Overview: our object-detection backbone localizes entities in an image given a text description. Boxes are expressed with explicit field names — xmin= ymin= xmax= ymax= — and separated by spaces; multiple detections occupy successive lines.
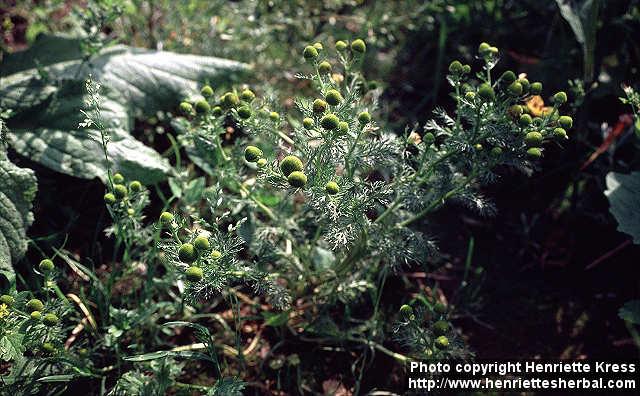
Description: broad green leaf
xmin=1 ymin=34 xmax=247 ymax=183
xmin=0 ymin=332 xmax=25 ymax=362
xmin=0 ymin=150 xmax=37 ymax=285
xmin=605 ymin=172 xmax=640 ymax=244
xmin=618 ymin=300 xmax=640 ymax=324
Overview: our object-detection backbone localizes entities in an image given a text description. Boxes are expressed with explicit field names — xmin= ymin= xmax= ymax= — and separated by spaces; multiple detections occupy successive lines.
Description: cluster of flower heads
xmin=178 ymin=83 xmax=280 ymax=124
xmin=1 ymin=258 xmax=64 ymax=355
xmin=103 ymin=172 xmax=145 ymax=214
xmin=395 ymin=300 xmax=467 ymax=359
xmin=447 ymin=42 xmax=573 ymax=159
xmin=241 ymin=38 xmax=370 ymax=194
xmin=157 ymin=211 xmax=222 ymax=284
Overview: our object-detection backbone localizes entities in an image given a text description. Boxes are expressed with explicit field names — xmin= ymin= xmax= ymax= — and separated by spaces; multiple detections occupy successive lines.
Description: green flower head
xmin=159 ymin=211 xmax=174 ymax=226
xmin=178 ymin=243 xmax=197 ymax=263
xmin=200 ymin=85 xmax=214 ymax=98
xmin=39 ymin=259 xmax=54 ymax=273
xmin=193 ymin=235 xmax=210 ymax=252
xmin=325 ymin=89 xmax=343 ymax=106
xmin=357 ymin=111 xmax=371 ymax=125
xmin=320 ymin=113 xmax=340 ymax=130
xmin=287 ymin=171 xmax=307 ymax=188
xmin=26 ymin=298 xmax=44 ymax=312
xmin=185 ymin=266 xmax=203 ymax=282
xmin=313 ymin=99 xmax=328 ymax=114
xmin=43 ymin=313 xmax=59 ymax=327
xmin=303 ymin=45 xmax=318 ymax=60
xmin=244 ymin=146 xmax=263 ymax=163
xmin=350 ymin=39 xmax=366 ymax=53
xmin=280 ymin=155 xmax=304 ymax=176
xmin=524 ymin=131 xmax=543 ymax=147
xmin=129 ymin=180 xmax=142 ymax=193
xmin=325 ymin=181 xmax=340 ymax=195
xmin=113 ymin=184 xmax=127 ymax=200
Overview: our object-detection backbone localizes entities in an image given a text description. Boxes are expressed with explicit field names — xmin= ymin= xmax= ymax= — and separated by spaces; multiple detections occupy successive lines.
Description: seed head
xmin=42 ymin=342 xmax=56 ymax=353
xmin=335 ymin=40 xmax=348 ymax=51
xmin=433 ymin=320 xmax=449 ymax=336
xmin=104 ymin=193 xmax=116 ymax=205
xmin=222 ymin=92 xmax=240 ymax=108
xmin=553 ymin=127 xmax=568 ymax=139
xmin=526 ymin=147 xmax=542 ymax=158
xmin=508 ymin=104 xmax=523 ymax=119
xmin=448 ymin=60 xmax=464 ymax=75
xmin=507 ymin=81 xmax=523 ymax=96
xmin=338 ymin=121 xmax=349 ymax=134
xmin=211 ymin=250 xmax=222 ymax=260
xmin=478 ymin=42 xmax=491 ymax=55
xmin=0 ymin=295 xmax=14 ymax=306
xmin=399 ymin=304 xmax=414 ymax=321
xmin=500 ymin=70 xmax=516 ymax=84
xmin=269 ymin=111 xmax=280 ymax=122
xmin=518 ymin=114 xmax=533 ymax=127
xmin=435 ymin=335 xmax=449 ymax=349
xmin=31 ymin=311 xmax=42 ymax=320
xmin=530 ymin=82 xmax=542 ymax=95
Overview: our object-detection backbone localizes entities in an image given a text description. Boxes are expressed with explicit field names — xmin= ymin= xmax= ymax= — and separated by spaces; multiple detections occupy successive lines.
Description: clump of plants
xmin=0 ymin=38 xmax=571 ymax=393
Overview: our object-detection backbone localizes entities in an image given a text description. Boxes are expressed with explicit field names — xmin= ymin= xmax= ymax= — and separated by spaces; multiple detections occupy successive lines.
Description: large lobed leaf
xmin=605 ymin=172 xmax=640 ymax=244
xmin=1 ymin=35 xmax=248 ymax=184
xmin=0 ymin=150 xmax=38 ymax=285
